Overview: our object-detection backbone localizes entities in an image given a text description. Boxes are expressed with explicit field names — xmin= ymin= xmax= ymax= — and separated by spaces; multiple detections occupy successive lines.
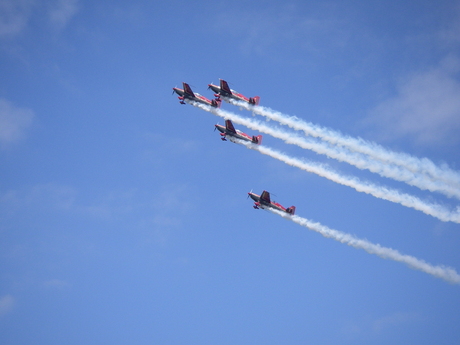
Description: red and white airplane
xmin=248 ymin=190 xmax=296 ymax=215
xmin=208 ymin=79 xmax=260 ymax=105
xmin=173 ymin=82 xmax=221 ymax=108
xmin=215 ymin=119 xmax=262 ymax=144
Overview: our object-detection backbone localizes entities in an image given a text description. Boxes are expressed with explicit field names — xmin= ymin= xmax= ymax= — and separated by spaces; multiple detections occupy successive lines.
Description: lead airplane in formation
xmin=215 ymin=119 xmax=262 ymax=145
xmin=208 ymin=79 xmax=260 ymax=106
xmin=173 ymin=82 xmax=221 ymax=108
xmin=248 ymin=190 xmax=296 ymax=215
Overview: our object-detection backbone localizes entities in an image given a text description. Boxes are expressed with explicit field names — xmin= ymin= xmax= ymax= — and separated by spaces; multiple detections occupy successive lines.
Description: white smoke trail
xmin=267 ymin=208 xmax=460 ymax=284
xmin=227 ymin=98 xmax=460 ymax=199
xmin=246 ymin=143 xmax=460 ymax=224
xmin=189 ymin=101 xmax=460 ymax=223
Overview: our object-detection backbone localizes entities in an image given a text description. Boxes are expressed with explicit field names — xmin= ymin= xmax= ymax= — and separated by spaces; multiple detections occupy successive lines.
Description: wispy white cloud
xmin=372 ymin=311 xmax=420 ymax=333
xmin=341 ymin=311 xmax=421 ymax=337
xmin=438 ymin=4 xmax=460 ymax=46
xmin=43 ymin=279 xmax=70 ymax=289
xmin=0 ymin=294 xmax=14 ymax=316
xmin=0 ymin=183 xmax=129 ymax=219
xmin=368 ymin=56 xmax=460 ymax=146
xmin=0 ymin=98 xmax=34 ymax=148
xmin=109 ymin=3 xmax=146 ymax=27
xmin=0 ymin=0 xmax=34 ymax=38
xmin=151 ymin=184 xmax=198 ymax=226
xmin=216 ymin=4 xmax=351 ymax=58
xmin=27 ymin=183 xmax=77 ymax=210
xmin=0 ymin=0 xmax=79 ymax=39
xmin=0 ymin=182 xmax=199 ymax=235
xmin=48 ymin=0 xmax=79 ymax=31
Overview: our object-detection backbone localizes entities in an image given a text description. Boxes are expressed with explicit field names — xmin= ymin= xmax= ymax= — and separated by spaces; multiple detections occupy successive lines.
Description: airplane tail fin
xmin=183 ymin=82 xmax=194 ymax=96
xmin=212 ymin=98 xmax=222 ymax=108
xmin=252 ymin=135 xmax=263 ymax=145
xmin=250 ymin=96 xmax=260 ymax=105
xmin=286 ymin=206 xmax=296 ymax=215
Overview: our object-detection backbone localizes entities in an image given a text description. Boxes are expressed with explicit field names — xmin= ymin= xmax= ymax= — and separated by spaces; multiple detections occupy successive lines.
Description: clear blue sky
xmin=1 ymin=1 xmax=460 ymax=344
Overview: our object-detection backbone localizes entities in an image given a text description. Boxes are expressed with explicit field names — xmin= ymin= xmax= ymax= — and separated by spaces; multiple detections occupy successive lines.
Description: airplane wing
xmin=260 ymin=190 xmax=271 ymax=203
xmin=220 ymin=79 xmax=232 ymax=94
xmin=225 ymin=119 xmax=237 ymax=134
xmin=183 ymin=82 xmax=195 ymax=97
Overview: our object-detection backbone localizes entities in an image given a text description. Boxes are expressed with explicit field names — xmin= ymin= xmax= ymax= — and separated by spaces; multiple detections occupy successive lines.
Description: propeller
xmin=214 ymin=122 xmax=219 ymax=132
xmin=247 ymin=189 xmax=253 ymax=199
xmin=172 ymin=85 xmax=179 ymax=95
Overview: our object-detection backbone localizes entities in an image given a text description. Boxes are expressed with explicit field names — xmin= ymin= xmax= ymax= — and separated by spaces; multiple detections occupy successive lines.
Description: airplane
xmin=173 ymin=82 xmax=221 ymax=108
xmin=248 ymin=190 xmax=296 ymax=215
xmin=215 ymin=119 xmax=262 ymax=144
xmin=208 ymin=79 xmax=260 ymax=105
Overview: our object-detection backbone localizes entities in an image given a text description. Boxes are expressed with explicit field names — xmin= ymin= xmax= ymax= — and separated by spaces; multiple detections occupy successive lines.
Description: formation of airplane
xmin=173 ymin=82 xmax=221 ymax=108
xmin=208 ymin=79 xmax=260 ymax=106
xmin=215 ymin=119 xmax=262 ymax=145
xmin=172 ymin=80 xmax=296 ymax=216
xmin=248 ymin=190 xmax=296 ymax=215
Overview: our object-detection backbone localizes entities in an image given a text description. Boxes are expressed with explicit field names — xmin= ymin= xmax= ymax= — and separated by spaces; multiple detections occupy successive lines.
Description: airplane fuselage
xmin=208 ymin=84 xmax=249 ymax=103
xmin=215 ymin=124 xmax=253 ymax=143
xmin=248 ymin=192 xmax=287 ymax=213
xmin=173 ymin=87 xmax=213 ymax=106
xmin=173 ymin=82 xmax=221 ymax=107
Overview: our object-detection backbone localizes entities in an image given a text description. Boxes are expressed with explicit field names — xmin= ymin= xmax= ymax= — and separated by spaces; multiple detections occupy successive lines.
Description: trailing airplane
xmin=173 ymin=82 xmax=221 ymax=108
xmin=208 ymin=79 xmax=260 ymax=105
xmin=215 ymin=119 xmax=262 ymax=144
xmin=248 ymin=190 xmax=296 ymax=215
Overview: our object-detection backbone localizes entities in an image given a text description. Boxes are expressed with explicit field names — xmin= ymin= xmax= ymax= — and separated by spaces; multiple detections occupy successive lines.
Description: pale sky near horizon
xmin=1 ymin=1 xmax=460 ymax=344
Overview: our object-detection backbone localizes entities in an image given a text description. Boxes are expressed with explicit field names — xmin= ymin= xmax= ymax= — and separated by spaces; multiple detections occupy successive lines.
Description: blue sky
xmin=1 ymin=0 xmax=460 ymax=344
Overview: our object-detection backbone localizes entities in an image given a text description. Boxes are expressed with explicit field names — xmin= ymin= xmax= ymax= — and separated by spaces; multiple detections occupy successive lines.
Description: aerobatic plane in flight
xmin=215 ymin=119 xmax=262 ymax=144
xmin=248 ymin=190 xmax=296 ymax=215
xmin=208 ymin=79 xmax=260 ymax=105
xmin=173 ymin=82 xmax=221 ymax=108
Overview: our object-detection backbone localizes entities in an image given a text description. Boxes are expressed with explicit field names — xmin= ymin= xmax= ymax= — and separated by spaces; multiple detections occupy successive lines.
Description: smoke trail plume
xmin=227 ymin=98 xmax=460 ymax=199
xmin=246 ymin=143 xmax=460 ymax=224
xmin=189 ymin=101 xmax=460 ymax=223
xmin=268 ymin=208 xmax=460 ymax=284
